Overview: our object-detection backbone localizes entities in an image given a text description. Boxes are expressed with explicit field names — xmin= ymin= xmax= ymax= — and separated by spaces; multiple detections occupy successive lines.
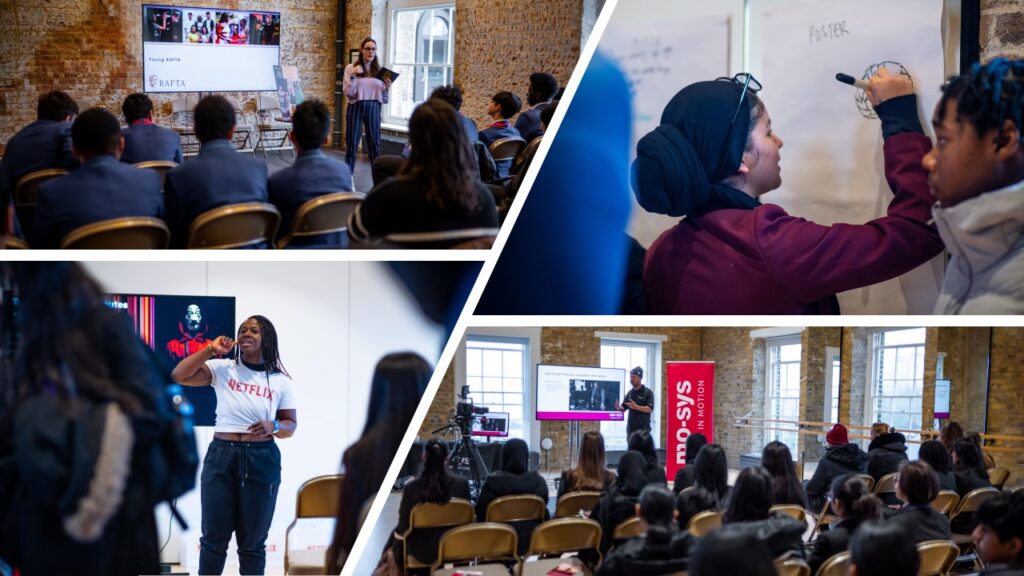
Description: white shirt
xmin=205 ymin=358 xmax=297 ymax=433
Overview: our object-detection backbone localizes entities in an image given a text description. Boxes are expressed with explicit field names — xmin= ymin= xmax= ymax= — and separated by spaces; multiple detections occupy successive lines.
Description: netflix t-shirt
xmin=206 ymin=358 xmax=296 ymax=433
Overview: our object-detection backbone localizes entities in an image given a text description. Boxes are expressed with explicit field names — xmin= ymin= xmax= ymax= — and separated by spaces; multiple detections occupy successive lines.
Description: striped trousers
xmin=345 ymin=100 xmax=383 ymax=172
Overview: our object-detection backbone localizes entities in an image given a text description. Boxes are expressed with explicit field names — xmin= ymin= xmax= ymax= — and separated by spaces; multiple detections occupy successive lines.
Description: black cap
xmin=630 ymin=366 xmax=643 ymax=378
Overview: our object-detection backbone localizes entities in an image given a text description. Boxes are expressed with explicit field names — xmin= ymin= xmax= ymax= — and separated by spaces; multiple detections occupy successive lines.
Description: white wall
xmin=82 ymin=261 xmax=446 ymax=571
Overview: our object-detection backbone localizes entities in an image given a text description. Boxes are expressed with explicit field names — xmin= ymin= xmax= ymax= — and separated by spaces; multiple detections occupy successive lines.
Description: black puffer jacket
xmin=722 ymin=513 xmax=807 ymax=559
xmin=867 ymin=433 xmax=908 ymax=482
xmin=594 ymin=529 xmax=694 ymax=576
xmin=805 ymin=443 xmax=866 ymax=511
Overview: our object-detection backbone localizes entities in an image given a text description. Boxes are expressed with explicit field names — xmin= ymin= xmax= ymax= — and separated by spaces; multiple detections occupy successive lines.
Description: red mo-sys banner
xmin=666 ymin=361 xmax=715 ymax=482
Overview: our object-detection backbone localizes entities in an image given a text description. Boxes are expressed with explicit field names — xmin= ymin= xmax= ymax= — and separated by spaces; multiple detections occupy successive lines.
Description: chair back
xmin=276 ymin=192 xmax=363 ymax=248
xmin=774 ymin=558 xmax=811 ymax=576
xmin=554 ymin=491 xmax=602 ymax=518
xmin=186 ymin=202 xmax=280 ymax=249
xmin=60 ymin=217 xmax=170 ymax=249
xmin=526 ymin=518 xmax=602 ymax=563
xmin=770 ymin=504 xmax=806 ymax=523
xmin=916 ymin=540 xmax=958 ymax=576
xmin=408 ymin=498 xmax=475 ymax=531
xmin=855 ymin=474 xmax=876 ymax=492
xmin=686 ymin=510 xmax=722 ymax=537
xmin=612 ymin=516 xmax=644 ymax=540
xmin=4 ymin=236 xmax=30 ymax=249
xmin=384 ymin=227 xmax=500 ymax=247
xmin=133 ymin=160 xmax=178 ymax=190
xmin=874 ymin=472 xmax=899 ymax=494
xmin=513 ymin=135 xmax=543 ymax=173
xmin=258 ymin=92 xmax=282 ymax=113
xmin=432 ymin=522 xmax=518 ymax=573
xmin=295 ymin=475 xmax=343 ymax=519
xmin=816 ymin=551 xmax=851 ymax=576
xmin=488 ymin=137 xmax=527 ymax=162
xmin=486 ymin=494 xmax=546 ymax=523
xmin=950 ymin=487 xmax=1000 ymax=522
xmin=14 ymin=168 xmax=67 ymax=205
xmin=931 ymin=491 xmax=960 ymax=516
xmin=988 ymin=467 xmax=1010 ymax=490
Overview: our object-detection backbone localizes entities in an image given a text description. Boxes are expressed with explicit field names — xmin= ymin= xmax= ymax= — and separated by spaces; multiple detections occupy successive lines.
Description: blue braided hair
xmin=938 ymin=58 xmax=1024 ymax=150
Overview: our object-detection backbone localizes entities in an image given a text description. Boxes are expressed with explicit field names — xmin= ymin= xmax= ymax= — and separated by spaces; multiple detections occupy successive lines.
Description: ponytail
xmin=421 ymin=439 xmax=452 ymax=503
xmin=831 ymin=474 xmax=881 ymax=521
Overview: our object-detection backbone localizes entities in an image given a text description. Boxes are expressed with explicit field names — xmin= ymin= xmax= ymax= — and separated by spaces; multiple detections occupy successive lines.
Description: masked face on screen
xmin=185 ymin=304 xmax=203 ymax=332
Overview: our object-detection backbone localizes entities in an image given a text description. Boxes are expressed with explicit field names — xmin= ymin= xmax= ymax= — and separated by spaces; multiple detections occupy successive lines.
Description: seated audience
xmin=688 ymin=524 xmax=775 ymax=576
xmin=804 ymin=474 xmax=881 ymax=575
xmin=515 ymin=72 xmax=558 ymax=142
xmin=849 ymin=520 xmax=920 ymax=576
xmin=327 ymin=352 xmax=432 ymax=572
xmin=720 ymin=467 xmax=805 ymax=559
xmin=925 ymin=58 xmax=1024 ymax=314
xmin=557 ymin=430 xmax=616 ymax=499
xmin=973 ymin=491 xmax=1024 ymax=575
xmin=806 ymin=423 xmax=866 ymax=511
xmin=1 ymin=90 xmax=79 ymax=192
xmin=540 ymin=99 xmax=559 ymax=132
xmin=761 ymin=440 xmax=807 ymax=508
xmin=867 ymin=422 xmax=908 ymax=484
xmin=595 ymin=485 xmax=694 ymax=576
xmin=592 ymin=451 xmax=648 ymax=553
xmin=388 ymin=439 xmax=470 ymax=570
xmin=672 ymin=433 xmax=707 ymax=494
xmin=479 ymin=91 xmax=522 ymax=178
xmin=967 ymin=431 xmax=998 ymax=469
xmin=348 ymin=99 xmax=498 ymax=248
xmin=119 ymin=92 xmax=183 ymax=165
xmin=629 ymin=430 xmax=667 ymax=485
xmin=164 ymin=95 xmax=268 ymax=247
xmin=268 ymin=99 xmax=354 ymax=248
xmin=919 ymin=439 xmax=957 ymax=492
xmin=430 ymin=85 xmax=477 ymax=143
xmin=675 ymin=443 xmax=729 ymax=529
xmin=474 ymin=438 xmax=549 ymax=556
xmin=939 ymin=421 xmax=965 ymax=454
xmin=32 ymin=108 xmax=163 ymax=249
xmin=953 ymin=438 xmax=993 ymax=497
xmin=886 ymin=460 xmax=952 ymax=543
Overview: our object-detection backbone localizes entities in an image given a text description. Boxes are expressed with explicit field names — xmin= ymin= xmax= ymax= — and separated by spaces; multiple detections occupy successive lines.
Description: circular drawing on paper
xmin=855 ymin=60 xmax=914 ymax=119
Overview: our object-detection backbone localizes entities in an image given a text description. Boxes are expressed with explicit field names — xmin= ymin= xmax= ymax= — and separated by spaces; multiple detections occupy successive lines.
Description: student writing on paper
xmin=634 ymin=69 xmax=943 ymax=314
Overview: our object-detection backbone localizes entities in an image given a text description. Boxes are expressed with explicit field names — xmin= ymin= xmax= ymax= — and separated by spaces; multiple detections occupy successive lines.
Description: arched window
xmin=384 ymin=2 xmax=455 ymax=125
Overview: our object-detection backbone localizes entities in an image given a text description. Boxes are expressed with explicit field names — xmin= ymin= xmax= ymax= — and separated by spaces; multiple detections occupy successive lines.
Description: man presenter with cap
xmin=616 ymin=366 xmax=654 ymax=436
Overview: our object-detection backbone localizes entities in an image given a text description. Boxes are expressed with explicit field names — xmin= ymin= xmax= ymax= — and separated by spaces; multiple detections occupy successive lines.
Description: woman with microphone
xmin=344 ymin=37 xmax=392 ymax=173
xmin=171 ymin=315 xmax=297 ymax=576
xmin=634 ymin=68 xmax=943 ymax=314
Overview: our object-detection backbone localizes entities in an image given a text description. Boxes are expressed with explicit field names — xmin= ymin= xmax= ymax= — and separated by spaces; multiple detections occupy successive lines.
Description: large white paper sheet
xmin=599 ymin=2 xmax=737 ymax=248
xmin=754 ymin=0 xmax=945 ymax=314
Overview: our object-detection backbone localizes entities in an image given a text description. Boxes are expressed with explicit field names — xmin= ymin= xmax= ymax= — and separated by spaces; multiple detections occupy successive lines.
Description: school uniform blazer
xmin=514 ymin=103 xmax=548 ymax=142
xmin=32 ymin=155 xmax=163 ymax=248
xmin=164 ymin=139 xmax=268 ymax=247
xmin=479 ymin=122 xmax=521 ymax=147
xmin=268 ymin=148 xmax=353 ymax=248
xmin=458 ymin=113 xmax=479 ymax=144
xmin=643 ymin=130 xmax=945 ymax=314
xmin=1 ymin=119 xmax=78 ymax=190
xmin=120 ymin=122 xmax=184 ymax=165
xmin=887 ymin=505 xmax=952 ymax=544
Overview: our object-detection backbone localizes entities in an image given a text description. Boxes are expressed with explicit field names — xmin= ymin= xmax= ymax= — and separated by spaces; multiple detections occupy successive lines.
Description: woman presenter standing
xmin=343 ymin=37 xmax=392 ymax=173
xmin=171 ymin=315 xmax=297 ymax=576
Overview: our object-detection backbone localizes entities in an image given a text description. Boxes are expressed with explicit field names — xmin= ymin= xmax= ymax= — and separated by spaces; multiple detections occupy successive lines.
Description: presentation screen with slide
xmin=536 ymin=364 xmax=626 ymax=421
xmin=103 ymin=293 xmax=236 ymax=426
xmin=471 ymin=412 xmax=510 ymax=437
xmin=142 ymin=4 xmax=281 ymax=93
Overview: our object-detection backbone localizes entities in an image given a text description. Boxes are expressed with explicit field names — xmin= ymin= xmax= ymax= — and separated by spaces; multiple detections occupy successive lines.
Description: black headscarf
xmin=632 ymin=80 xmax=762 ymax=217
xmin=616 ymin=450 xmax=651 ymax=497
xmin=502 ymin=438 xmax=529 ymax=475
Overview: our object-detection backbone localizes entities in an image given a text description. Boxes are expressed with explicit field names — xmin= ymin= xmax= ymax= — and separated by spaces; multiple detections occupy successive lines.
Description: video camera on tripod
xmin=453 ymin=384 xmax=489 ymax=435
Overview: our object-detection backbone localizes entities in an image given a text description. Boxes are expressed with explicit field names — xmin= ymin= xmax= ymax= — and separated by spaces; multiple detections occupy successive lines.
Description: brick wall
xmin=700 ymin=328 xmax=760 ymax=469
xmin=1 ymin=0 xmax=336 ymax=143
xmin=800 ymin=328 xmax=841 ymax=461
xmin=980 ymin=328 xmax=1024 ymax=488
xmin=981 ymin=0 xmax=1024 ymax=59
xmin=418 ymin=361 xmax=455 ymax=439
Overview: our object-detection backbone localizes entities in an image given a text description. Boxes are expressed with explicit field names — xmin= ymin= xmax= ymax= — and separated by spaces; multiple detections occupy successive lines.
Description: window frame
xmin=864 ymin=328 xmax=926 ymax=459
xmin=382 ymin=0 xmax=456 ymax=129
xmin=764 ymin=335 xmax=802 ymax=453
xmin=464 ymin=335 xmax=529 ymax=443
xmin=598 ymin=338 xmax=662 ymax=451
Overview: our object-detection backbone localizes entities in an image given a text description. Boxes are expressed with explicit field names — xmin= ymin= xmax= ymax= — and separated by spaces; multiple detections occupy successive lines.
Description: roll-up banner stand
xmin=666 ymin=361 xmax=715 ymax=481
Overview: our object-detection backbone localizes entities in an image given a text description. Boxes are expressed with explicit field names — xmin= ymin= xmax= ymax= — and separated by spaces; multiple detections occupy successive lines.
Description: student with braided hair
xmin=171 ymin=315 xmax=297 ymax=576
xmin=925 ymin=58 xmax=1024 ymax=313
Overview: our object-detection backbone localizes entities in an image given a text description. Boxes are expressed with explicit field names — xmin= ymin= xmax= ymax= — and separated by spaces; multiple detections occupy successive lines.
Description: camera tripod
xmin=433 ymin=422 xmax=489 ymax=500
